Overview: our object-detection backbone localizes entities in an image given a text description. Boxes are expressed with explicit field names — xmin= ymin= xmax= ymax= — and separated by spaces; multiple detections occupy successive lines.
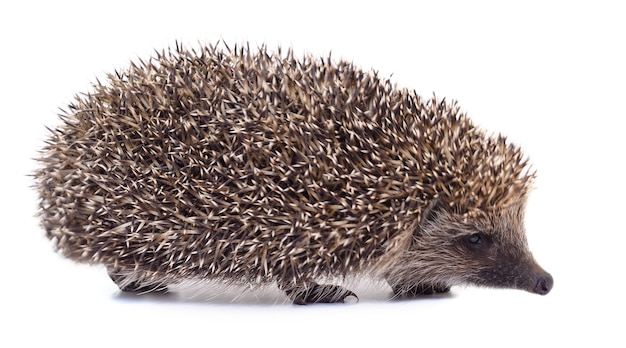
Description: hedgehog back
xmin=36 ymin=45 xmax=427 ymax=284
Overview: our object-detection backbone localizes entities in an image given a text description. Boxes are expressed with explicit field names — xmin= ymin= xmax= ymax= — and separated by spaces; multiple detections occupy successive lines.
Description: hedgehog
xmin=35 ymin=42 xmax=553 ymax=304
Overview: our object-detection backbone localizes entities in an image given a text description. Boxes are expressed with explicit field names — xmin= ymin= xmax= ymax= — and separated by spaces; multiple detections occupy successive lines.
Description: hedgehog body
xmin=35 ymin=43 xmax=552 ymax=304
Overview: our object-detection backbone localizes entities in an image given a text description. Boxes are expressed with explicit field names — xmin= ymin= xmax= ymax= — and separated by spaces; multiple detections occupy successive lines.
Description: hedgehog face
xmin=389 ymin=201 xmax=553 ymax=296
xmin=456 ymin=203 xmax=553 ymax=295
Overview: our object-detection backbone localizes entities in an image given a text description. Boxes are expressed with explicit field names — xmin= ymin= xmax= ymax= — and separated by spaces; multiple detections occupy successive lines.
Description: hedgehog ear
xmin=421 ymin=198 xmax=442 ymax=224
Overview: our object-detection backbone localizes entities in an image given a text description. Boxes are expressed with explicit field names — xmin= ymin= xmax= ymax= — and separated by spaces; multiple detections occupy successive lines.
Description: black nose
xmin=533 ymin=273 xmax=553 ymax=295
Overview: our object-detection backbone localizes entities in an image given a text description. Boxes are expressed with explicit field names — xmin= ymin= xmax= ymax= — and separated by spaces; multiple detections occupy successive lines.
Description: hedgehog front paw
xmin=392 ymin=283 xmax=450 ymax=297
xmin=282 ymin=283 xmax=358 ymax=305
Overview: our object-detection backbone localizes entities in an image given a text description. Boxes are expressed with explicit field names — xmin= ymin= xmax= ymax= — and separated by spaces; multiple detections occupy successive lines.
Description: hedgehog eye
xmin=463 ymin=233 xmax=489 ymax=251
xmin=467 ymin=234 xmax=483 ymax=245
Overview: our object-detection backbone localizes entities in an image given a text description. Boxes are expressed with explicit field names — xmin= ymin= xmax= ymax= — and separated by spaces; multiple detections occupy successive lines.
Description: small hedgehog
xmin=35 ymin=42 xmax=553 ymax=304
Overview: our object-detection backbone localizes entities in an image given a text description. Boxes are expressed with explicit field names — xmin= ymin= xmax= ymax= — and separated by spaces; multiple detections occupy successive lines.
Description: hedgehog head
xmin=379 ymin=97 xmax=550 ymax=294
xmin=385 ymin=197 xmax=552 ymax=295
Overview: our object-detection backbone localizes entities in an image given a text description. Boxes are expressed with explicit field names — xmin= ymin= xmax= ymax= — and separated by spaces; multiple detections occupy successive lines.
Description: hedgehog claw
xmin=117 ymin=281 xmax=169 ymax=294
xmin=285 ymin=284 xmax=358 ymax=305
xmin=108 ymin=270 xmax=168 ymax=294
xmin=393 ymin=283 xmax=450 ymax=297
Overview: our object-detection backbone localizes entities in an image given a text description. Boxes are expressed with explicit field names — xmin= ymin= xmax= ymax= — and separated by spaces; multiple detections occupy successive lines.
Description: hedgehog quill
xmin=35 ymin=43 xmax=552 ymax=304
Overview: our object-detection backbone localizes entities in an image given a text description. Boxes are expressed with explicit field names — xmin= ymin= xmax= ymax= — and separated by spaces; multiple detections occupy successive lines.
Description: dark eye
xmin=467 ymin=234 xmax=483 ymax=245
xmin=463 ymin=233 xmax=489 ymax=251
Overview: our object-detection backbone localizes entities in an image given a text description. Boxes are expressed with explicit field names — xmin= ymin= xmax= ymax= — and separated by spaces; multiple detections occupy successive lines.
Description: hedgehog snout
xmin=522 ymin=260 xmax=553 ymax=295
xmin=531 ymin=271 xmax=553 ymax=295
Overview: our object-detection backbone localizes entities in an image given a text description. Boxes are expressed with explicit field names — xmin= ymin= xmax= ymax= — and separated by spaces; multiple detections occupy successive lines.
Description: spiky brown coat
xmin=35 ymin=43 xmax=544 ymax=302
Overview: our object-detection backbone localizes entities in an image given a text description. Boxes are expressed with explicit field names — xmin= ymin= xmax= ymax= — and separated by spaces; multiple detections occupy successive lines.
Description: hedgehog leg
xmin=278 ymin=281 xmax=358 ymax=305
xmin=391 ymin=283 xmax=450 ymax=297
xmin=107 ymin=267 xmax=169 ymax=294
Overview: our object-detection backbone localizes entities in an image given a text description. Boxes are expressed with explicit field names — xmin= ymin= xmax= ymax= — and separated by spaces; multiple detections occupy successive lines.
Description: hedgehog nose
xmin=533 ymin=272 xmax=553 ymax=295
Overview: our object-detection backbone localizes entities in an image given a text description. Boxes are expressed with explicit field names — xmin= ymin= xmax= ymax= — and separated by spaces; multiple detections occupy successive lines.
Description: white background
xmin=1 ymin=1 xmax=624 ymax=347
